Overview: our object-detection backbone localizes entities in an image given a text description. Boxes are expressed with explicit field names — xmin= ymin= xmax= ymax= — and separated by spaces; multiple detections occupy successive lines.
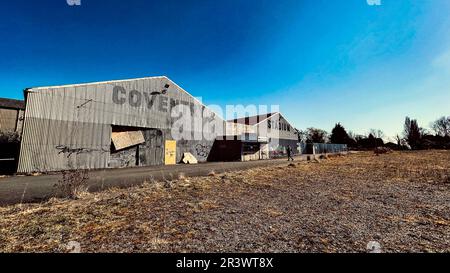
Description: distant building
xmin=0 ymin=98 xmax=25 ymax=174
xmin=229 ymin=112 xmax=299 ymax=158
xmin=0 ymin=98 xmax=25 ymax=133
xmin=209 ymin=112 xmax=299 ymax=162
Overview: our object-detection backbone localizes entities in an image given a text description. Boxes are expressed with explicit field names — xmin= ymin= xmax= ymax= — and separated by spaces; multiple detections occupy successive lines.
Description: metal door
xmin=164 ymin=140 xmax=177 ymax=165
xmin=139 ymin=129 xmax=164 ymax=166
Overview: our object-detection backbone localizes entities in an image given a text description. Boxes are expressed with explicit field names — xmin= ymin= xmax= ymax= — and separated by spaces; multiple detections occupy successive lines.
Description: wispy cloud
xmin=433 ymin=49 xmax=450 ymax=73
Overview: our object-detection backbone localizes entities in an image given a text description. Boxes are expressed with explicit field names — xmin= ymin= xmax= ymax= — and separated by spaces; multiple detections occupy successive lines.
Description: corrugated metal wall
xmin=18 ymin=76 xmax=225 ymax=173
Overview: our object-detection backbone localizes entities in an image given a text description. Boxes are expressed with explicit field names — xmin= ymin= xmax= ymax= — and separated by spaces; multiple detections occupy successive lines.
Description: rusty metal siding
xmin=18 ymin=76 xmax=225 ymax=173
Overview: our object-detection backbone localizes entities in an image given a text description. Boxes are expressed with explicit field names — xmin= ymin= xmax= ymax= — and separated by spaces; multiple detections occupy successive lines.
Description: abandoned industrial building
xmin=1 ymin=76 xmax=307 ymax=174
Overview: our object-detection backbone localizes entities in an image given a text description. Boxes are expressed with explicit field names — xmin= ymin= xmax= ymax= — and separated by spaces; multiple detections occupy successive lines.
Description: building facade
xmin=18 ymin=77 xmax=225 ymax=173
xmin=0 ymin=98 xmax=25 ymax=174
xmin=17 ymin=76 xmax=300 ymax=173
xmin=228 ymin=112 xmax=300 ymax=159
xmin=0 ymin=98 xmax=25 ymax=133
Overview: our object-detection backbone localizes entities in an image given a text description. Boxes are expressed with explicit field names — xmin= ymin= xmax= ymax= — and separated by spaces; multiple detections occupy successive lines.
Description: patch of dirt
xmin=0 ymin=151 xmax=450 ymax=253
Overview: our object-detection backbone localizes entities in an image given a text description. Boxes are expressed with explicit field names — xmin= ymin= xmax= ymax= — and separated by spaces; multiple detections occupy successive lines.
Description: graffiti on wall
xmin=56 ymin=145 xmax=108 ymax=158
xmin=195 ymin=143 xmax=211 ymax=158
xmin=268 ymin=118 xmax=292 ymax=132
xmin=112 ymin=85 xmax=203 ymax=116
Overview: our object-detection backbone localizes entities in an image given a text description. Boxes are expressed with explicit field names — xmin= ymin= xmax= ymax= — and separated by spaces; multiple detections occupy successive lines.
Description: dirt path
xmin=0 ymin=155 xmax=312 ymax=205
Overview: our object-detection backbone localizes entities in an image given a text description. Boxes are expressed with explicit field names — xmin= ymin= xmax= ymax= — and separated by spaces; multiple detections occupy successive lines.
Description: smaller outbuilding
xmin=0 ymin=98 xmax=25 ymax=133
xmin=0 ymin=98 xmax=26 ymax=174
xmin=209 ymin=112 xmax=301 ymax=162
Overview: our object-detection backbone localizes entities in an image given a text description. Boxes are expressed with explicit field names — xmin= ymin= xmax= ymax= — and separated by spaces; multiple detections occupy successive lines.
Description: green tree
xmin=330 ymin=123 xmax=351 ymax=144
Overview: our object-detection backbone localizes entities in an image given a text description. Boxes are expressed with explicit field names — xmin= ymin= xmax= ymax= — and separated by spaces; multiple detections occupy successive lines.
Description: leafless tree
xmin=431 ymin=116 xmax=450 ymax=137
xmin=294 ymin=128 xmax=307 ymax=143
xmin=369 ymin=129 xmax=385 ymax=140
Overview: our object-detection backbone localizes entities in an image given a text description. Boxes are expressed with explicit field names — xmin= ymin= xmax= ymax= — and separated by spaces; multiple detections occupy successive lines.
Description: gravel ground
xmin=1 ymin=151 xmax=449 ymax=253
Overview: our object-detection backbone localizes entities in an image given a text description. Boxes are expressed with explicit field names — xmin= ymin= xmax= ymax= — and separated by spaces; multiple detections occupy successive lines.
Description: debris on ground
xmin=182 ymin=153 xmax=198 ymax=165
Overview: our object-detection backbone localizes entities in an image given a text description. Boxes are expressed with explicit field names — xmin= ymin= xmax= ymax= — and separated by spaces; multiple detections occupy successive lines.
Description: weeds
xmin=54 ymin=170 xmax=90 ymax=200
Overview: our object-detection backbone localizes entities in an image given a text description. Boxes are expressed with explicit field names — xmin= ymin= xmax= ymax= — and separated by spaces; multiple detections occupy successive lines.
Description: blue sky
xmin=1 ymin=0 xmax=449 ymax=139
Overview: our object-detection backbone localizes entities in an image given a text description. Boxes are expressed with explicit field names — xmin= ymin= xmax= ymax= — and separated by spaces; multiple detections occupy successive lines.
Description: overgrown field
xmin=1 ymin=151 xmax=450 ymax=253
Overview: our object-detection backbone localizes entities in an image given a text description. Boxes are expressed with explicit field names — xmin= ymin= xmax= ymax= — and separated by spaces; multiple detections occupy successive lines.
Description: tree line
xmin=295 ymin=116 xmax=450 ymax=150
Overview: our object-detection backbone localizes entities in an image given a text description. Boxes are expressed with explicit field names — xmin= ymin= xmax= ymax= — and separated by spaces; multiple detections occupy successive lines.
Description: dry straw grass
xmin=1 ymin=150 xmax=450 ymax=253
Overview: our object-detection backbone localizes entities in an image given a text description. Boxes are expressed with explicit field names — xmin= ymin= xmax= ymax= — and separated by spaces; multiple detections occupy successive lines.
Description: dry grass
xmin=0 ymin=151 xmax=450 ymax=253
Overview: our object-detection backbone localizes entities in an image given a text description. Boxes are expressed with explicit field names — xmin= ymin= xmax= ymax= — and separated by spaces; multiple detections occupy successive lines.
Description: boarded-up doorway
xmin=110 ymin=126 xmax=164 ymax=168
xmin=110 ymin=126 xmax=145 ymax=168
xmin=139 ymin=129 xmax=164 ymax=166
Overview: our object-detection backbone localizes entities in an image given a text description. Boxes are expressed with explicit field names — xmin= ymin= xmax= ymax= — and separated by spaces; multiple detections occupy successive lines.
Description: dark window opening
xmin=243 ymin=143 xmax=260 ymax=155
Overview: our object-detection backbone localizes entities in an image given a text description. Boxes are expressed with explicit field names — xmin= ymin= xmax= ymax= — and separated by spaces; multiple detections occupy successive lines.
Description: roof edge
xmin=26 ymin=76 xmax=169 ymax=91
xmin=0 ymin=97 xmax=26 ymax=110
xmin=228 ymin=112 xmax=280 ymax=124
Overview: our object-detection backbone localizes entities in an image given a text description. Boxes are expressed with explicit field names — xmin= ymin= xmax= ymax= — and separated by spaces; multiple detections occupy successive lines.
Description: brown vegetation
xmin=0 ymin=151 xmax=449 ymax=253
xmin=53 ymin=170 xmax=90 ymax=200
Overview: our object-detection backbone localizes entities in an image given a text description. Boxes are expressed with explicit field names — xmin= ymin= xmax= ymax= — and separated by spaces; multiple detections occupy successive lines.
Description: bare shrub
xmin=374 ymin=147 xmax=392 ymax=156
xmin=164 ymin=181 xmax=173 ymax=189
xmin=178 ymin=173 xmax=187 ymax=180
xmin=54 ymin=170 xmax=90 ymax=200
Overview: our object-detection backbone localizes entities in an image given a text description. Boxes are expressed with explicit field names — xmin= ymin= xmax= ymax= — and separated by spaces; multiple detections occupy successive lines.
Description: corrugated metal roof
xmin=229 ymin=112 xmax=278 ymax=126
xmin=25 ymin=76 xmax=167 ymax=91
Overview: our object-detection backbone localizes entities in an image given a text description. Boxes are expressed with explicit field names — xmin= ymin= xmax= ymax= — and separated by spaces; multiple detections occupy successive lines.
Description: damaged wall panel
xmin=112 ymin=130 xmax=145 ymax=151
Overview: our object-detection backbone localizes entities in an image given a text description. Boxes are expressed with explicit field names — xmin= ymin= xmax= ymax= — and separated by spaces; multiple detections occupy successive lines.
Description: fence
xmin=299 ymin=143 xmax=348 ymax=155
